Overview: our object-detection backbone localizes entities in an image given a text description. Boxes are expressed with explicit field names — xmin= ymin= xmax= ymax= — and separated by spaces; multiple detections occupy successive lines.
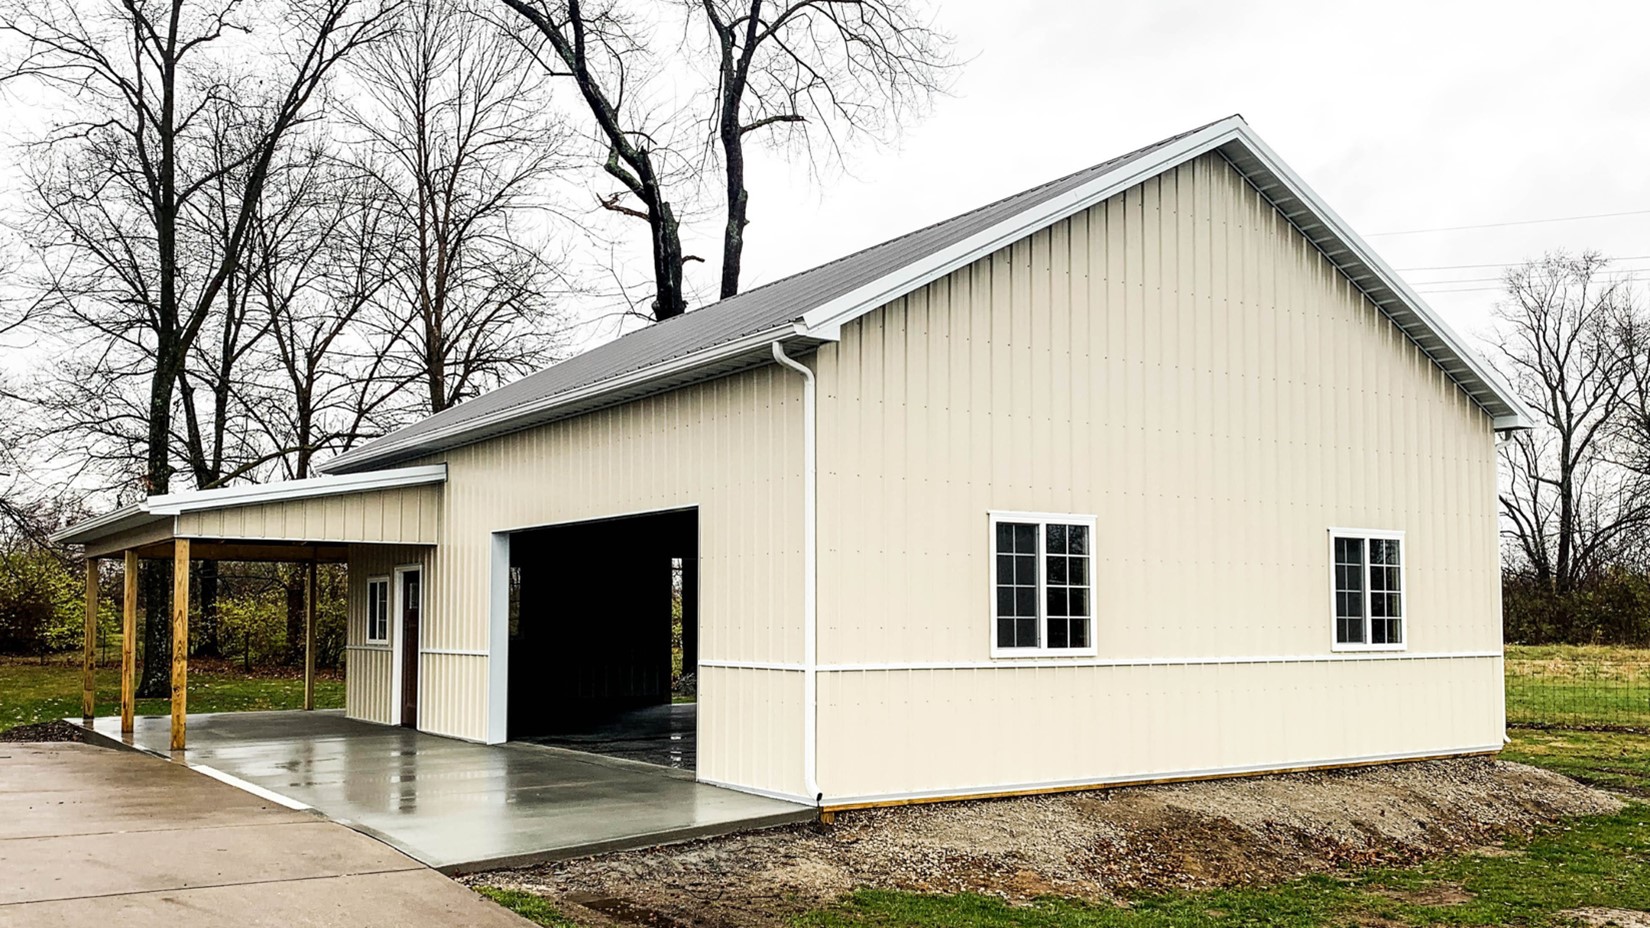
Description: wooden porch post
xmin=171 ymin=538 xmax=190 ymax=751
xmin=121 ymin=550 xmax=137 ymax=734
xmin=82 ymin=559 xmax=97 ymax=722
xmin=303 ymin=560 xmax=317 ymax=711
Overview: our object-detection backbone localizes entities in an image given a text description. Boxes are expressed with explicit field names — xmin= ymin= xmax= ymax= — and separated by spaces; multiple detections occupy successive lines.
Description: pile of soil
xmin=470 ymin=758 xmax=1623 ymax=928
xmin=0 ymin=719 xmax=89 ymax=743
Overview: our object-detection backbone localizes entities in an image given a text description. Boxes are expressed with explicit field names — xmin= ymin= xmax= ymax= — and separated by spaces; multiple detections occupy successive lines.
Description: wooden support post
xmin=82 ymin=559 xmax=98 ymax=722
xmin=303 ymin=561 xmax=317 ymax=711
xmin=122 ymin=550 xmax=137 ymax=734
xmin=170 ymin=538 xmax=190 ymax=752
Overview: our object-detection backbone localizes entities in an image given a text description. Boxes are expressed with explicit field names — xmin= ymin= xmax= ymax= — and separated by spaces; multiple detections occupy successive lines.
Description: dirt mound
xmin=470 ymin=757 xmax=1622 ymax=928
xmin=0 ymin=719 xmax=89 ymax=743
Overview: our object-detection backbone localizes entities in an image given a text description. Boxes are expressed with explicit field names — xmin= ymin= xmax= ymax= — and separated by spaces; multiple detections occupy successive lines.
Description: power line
xmin=1396 ymin=255 xmax=1650 ymax=272
xmin=1409 ymin=268 xmax=1650 ymax=287
xmin=1368 ymin=208 xmax=1650 ymax=237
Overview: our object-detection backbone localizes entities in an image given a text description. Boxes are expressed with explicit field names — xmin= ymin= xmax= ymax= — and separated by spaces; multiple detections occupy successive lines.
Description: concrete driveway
xmin=0 ymin=740 xmax=533 ymax=927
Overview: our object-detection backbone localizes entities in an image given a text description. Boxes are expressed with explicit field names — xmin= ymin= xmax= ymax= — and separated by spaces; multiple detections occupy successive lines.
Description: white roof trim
xmin=794 ymin=116 xmax=1533 ymax=429
xmin=51 ymin=464 xmax=448 ymax=546
xmin=147 ymin=464 xmax=447 ymax=515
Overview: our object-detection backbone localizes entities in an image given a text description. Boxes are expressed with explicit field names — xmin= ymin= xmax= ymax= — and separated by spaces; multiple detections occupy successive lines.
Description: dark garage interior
xmin=507 ymin=507 xmax=698 ymax=768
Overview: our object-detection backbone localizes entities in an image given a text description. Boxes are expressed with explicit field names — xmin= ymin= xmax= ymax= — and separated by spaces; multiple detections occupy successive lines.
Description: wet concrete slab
xmin=84 ymin=710 xmax=813 ymax=872
xmin=0 ymin=741 xmax=534 ymax=927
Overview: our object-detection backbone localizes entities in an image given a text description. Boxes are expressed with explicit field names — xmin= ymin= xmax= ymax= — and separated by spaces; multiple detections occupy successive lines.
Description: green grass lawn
xmin=0 ymin=658 xmax=344 ymax=732
xmin=1505 ymin=643 xmax=1650 ymax=729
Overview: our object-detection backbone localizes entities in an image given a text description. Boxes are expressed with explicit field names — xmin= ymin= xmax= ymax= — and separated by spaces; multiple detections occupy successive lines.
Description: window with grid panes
xmin=1331 ymin=531 xmax=1404 ymax=649
xmin=991 ymin=513 xmax=1095 ymax=654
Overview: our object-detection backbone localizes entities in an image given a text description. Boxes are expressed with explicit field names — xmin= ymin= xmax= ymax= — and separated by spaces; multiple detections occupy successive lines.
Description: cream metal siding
xmin=697 ymin=665 xmax=806 ymax=796
xmin=345 ymin=544 xmax=430 ymax=725
xmin=177 ymin=485 xmax=441 ymax=544
xmin=420 ymin=367 xmax=806 ymax=785
xmin=810 ymin=152 xmax=1503 ymax=801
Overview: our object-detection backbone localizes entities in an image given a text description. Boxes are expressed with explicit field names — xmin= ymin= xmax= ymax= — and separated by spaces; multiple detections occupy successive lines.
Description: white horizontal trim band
xmin=345 ymin=644 xmax=391 ymax=652
xmin=819 ymin=744 xmax=1505 ymax=807
xmin=703 ymin=650 xmax=1500 ymax=674
xmin=419 ymin=648 xmax=489 ymax=657
xmin=698 ymin=660 xmax=806 ymax=672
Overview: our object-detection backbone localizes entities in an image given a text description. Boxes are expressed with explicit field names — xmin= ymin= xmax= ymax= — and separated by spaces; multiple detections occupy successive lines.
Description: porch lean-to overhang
xmin=49 ymin=464 xmax=447 ymax=750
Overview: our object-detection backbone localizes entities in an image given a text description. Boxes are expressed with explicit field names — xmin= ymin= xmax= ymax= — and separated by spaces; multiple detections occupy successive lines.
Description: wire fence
xmin=1505 ymin=645 xmax=1650 ymax=732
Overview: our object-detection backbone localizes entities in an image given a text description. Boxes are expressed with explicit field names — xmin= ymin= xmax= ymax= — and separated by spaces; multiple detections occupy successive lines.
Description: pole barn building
xmin=58 ymin=115 xmax=1532 ymax=812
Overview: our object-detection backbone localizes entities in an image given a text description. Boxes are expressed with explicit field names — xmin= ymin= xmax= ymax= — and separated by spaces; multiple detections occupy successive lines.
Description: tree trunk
xmin=195 ymin=559 xmax=220 ymax=657
xmin=286 ymin=568 xmax=306 ymax=665
xmin=718 ymin=119 xmax=747 ymax=300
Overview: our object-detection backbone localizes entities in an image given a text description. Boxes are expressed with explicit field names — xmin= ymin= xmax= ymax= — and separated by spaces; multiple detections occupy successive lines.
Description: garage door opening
xmin=506 ymin=508 xmax=697 ymax=770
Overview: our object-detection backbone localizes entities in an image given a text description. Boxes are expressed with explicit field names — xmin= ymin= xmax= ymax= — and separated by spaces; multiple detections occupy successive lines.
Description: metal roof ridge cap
xmin=1220 ymin=128 xmax=1534 ymax=428
xmin=318 ymin=325 xmax=799 ymax=473
xmin=796 ymin=116 xmax=1250 ymax=335
xmin=146 ymin=463 xmax=449 ymax=515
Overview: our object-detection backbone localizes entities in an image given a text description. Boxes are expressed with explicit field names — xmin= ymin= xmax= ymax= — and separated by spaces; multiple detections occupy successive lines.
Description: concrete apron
xmin=74 ymin=710 xmax=815 ymax=873
xmin=0 ymin=741 xmax=536 ymax=927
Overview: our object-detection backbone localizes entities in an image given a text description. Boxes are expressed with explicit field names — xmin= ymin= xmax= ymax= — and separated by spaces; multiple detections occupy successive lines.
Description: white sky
xmin=716 ymin=0 xmax=1650 ymax=348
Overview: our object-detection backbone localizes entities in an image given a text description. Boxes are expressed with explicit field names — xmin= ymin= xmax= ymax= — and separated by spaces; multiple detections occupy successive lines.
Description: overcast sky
xmin=722 ymin=0 xmax=1650 ymax=346
xmin=4 ymin=0 xmax=1646 ymax=365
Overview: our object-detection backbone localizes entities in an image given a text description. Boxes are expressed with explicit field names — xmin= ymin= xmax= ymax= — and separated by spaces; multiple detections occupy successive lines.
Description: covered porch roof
xmin=51 ymin=463 xmax=448 ymax=751
xmin=52 ymin=464 xmax=447 ymax=558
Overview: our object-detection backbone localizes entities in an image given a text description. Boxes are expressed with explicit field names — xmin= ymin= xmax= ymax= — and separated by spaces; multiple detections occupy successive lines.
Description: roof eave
xmin=319 ymin=326 xmax=818 ymax=474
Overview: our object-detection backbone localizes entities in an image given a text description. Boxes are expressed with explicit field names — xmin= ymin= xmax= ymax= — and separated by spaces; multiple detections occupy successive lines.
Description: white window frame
xmin=988 ymin=510 xmax=1098 ymax=658
xmin=365 ymin=576 xmax=391 ymax=644
xmin=1328 ymin=527 xmax=1407 ymax=653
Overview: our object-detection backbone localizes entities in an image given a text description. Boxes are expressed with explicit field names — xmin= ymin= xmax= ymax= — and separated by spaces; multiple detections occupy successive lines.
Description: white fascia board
xmin=319 ymin=325 xmax=796 ymax=474
xmin=1224 ymin=128 xmax=1536 ymax=429
xmin=145 ymin=463 xmax=447 ymax=516
xmin=793 ymin=116 xmax=1533 ymax=430
xmin=49 ymin=502 xmax=159 ymax=545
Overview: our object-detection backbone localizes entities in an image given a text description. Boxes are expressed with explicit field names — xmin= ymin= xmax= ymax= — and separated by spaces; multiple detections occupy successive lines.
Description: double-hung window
xmin=367 ymin=577 xmax=390 ymax=643
xmin=1330 ymin=529 xmax=1404 ymax=650
xmin=991 ymin=512 xmax=1097 ymax=656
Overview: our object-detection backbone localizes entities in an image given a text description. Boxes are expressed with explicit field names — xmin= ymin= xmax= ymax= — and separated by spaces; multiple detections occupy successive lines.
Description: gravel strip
xmin=469 ymin=757 xmax=1623 ymax=928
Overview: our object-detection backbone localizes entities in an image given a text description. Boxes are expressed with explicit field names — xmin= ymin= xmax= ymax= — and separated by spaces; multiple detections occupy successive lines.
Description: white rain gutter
xmin=771 ymin=341 xmax=821 ymax=805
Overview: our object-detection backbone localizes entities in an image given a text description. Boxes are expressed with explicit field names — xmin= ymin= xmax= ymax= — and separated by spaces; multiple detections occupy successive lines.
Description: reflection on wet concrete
xmin=87 ymin=710 xmax=810 ymax=872
xmin=517 ymin=703 xmax=696 ymax=770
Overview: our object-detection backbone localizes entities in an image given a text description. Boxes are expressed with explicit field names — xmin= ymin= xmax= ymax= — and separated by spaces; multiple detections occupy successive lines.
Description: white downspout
xmin=771 ymin=341 xmax=821 ymax=805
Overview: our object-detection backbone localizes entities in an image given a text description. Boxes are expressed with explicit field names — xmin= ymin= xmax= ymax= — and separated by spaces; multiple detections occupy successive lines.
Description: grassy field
xmin=1505 ymin=643 xmax=1650 ymax=729
xmin=0 ymin=657 xmax=344 ymax=732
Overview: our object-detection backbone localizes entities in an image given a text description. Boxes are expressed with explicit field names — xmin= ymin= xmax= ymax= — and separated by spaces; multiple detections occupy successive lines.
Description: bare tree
xmin=500 ymin=0 xmax=694 ymax=320
xmin=2 ymin=0 xmax=393 ymax=695
xmin=1494 ymin=253 xmax=1650 ymax=630
xmin=243 ymin=153 xmax=402 ymax=479
xmin=348 ymin=0 xmax=574 ymax=412
xmin=695 ymin=0 xmax=951 ymax=298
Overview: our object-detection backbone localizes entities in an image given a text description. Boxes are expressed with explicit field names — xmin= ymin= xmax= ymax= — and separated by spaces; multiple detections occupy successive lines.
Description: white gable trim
xmin=794 ymin=117 xmax=1532 ymax=430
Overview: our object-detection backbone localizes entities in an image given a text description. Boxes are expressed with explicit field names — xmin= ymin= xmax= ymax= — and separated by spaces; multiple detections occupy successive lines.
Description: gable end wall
xmin=809 ymin=152 xmax=1503 ymax=802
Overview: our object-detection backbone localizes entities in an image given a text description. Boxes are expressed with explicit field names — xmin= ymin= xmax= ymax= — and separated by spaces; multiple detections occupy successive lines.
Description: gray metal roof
xmin=323 ymin=115 xmax=1528 ymax=474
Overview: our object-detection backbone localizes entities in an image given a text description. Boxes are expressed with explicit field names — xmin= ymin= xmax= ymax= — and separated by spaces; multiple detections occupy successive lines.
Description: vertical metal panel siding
xmin=425 ymin=367 xmax=805 ymax=772
xmin=175 ymin=485 xmax=442 ymax=544
xmin=812 ymin=153 xmax=1502 ymax=798
xmin=697 ymin=665 xmax=804 ymax=795
xmin=344 ymin=544 xmax=429 ymax=725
